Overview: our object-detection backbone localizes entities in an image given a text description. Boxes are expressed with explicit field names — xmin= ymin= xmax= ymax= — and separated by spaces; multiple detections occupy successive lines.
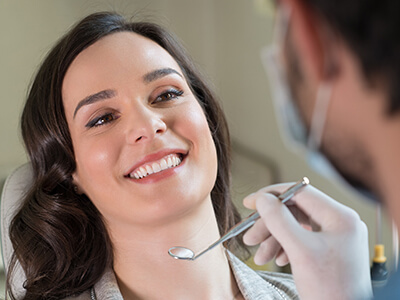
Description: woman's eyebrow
xmin=72 ymin=68 xmax=181 ymax=119
xmin=143 ymin=68 xmax=182 ymax=83
xmin=73 ymin=89 xmax=116 ymax=119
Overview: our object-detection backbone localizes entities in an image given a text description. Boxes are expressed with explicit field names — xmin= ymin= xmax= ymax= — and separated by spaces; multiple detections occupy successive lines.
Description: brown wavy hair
xmin=7 ymin=11 xmax=243 ymax=299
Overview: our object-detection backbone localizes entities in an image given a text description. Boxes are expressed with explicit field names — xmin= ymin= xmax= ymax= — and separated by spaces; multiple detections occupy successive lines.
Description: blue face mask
xmin=260 ymin=8 xmax=378 ymax=202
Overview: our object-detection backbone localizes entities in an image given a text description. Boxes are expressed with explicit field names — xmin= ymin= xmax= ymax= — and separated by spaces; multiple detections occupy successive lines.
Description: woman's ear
xmin=72 ymin=173 xmax=84 ymax=195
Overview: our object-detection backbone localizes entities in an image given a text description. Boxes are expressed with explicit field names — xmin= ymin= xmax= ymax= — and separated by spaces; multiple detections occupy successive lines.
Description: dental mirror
xmin=168 ymin=177 xmax=310 ymax=261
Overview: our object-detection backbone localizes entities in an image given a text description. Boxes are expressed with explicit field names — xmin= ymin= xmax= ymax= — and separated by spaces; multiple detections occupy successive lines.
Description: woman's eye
xmin=86 ymin=113 xmax=117 ymax=128
xmin=154 ymin=89 xmax=184 ymax=103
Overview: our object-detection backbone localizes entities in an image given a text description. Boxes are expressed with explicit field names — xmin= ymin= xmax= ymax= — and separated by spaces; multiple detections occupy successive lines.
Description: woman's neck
xmin=110 ymin=198 xmax=240 ymax=300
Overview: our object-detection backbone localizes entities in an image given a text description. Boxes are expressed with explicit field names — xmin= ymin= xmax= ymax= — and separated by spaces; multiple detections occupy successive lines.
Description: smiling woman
xmin=7 ymin=12 xmax=298 ymax=300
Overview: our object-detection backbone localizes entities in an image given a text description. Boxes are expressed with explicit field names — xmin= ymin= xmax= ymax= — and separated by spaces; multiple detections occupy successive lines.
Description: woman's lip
xmin=124 ymin=149 xmax=188 ymax=177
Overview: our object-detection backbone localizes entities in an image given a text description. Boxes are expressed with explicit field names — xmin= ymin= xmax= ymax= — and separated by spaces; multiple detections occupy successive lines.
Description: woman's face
xmin=62 ymin=32 xmax=218 ymax=227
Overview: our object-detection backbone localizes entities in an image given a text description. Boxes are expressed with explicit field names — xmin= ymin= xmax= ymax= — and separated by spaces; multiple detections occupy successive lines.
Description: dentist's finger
xmin=275 ymin=249 xmax=289 ymax=267
xmin=256 ymin=183 xmax=359 ymax=232
xmin=264 ymin=185 xmax=361 ymax=231
xmin=243 ymin=218 xmax=271 ymax=246
xmin=253 ymin=236 xmax=283 ymax=265
xmin=243 ymin=193 xmax=257 ymax=210
xmin=254 ymin=192 xmax=311 ymax=250
xmin=243 ymin=189 xmax=280 ymax=210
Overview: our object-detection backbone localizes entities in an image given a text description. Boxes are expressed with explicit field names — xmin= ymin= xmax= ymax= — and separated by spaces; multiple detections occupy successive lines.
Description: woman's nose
xmin=125 ymin=107 xmax=167 ymax=144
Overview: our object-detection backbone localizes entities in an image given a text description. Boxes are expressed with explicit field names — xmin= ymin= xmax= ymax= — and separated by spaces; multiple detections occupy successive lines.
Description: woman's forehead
xmin=62 ymin=31 xmax=184 ymax=106
xmin=67 ymin=31 xmax=181 ymax=79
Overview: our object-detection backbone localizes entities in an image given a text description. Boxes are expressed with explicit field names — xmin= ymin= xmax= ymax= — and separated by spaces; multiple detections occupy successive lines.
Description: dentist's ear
xmin=279 ymin=0 xmax=340 ymax=82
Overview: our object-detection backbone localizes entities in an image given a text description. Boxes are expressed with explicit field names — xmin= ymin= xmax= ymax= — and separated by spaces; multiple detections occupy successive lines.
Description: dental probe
xmin=168 ymin=177 xmax=310 ymax=261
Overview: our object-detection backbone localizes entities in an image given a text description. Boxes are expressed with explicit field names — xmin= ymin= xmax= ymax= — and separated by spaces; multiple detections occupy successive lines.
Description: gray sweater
xmin=65 ymin=251 xmax=298 ymax=300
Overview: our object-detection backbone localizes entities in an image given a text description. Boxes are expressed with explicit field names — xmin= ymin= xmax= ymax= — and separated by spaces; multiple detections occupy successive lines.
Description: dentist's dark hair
xmin=8 ymin=12 xmax=242 ymax=299
xmin=302 ymin=0 xmax=400 ymax=113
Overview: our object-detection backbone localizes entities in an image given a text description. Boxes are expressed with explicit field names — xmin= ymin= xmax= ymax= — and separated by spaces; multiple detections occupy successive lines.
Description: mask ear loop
xmin=306 ymin=81 xmax=332 ymax=152
xmin=305 ymin=15 xmax=338 ymax=153
xmin=274 ymin=2 xmax=332 ymax=154
xmin=272 ymin=4 xmax=291 ymax=49
xmin=260 ymin=5 xmax=309 ymax=152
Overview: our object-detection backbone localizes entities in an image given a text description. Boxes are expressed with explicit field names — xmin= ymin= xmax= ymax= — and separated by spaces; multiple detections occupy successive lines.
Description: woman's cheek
xmin=180 ymin=102 xmax=217 ymax=167
xmin=74 ymin=137 xmax=119 ymax=192
xmin=177 ymin=102 xmax=212 ymax=140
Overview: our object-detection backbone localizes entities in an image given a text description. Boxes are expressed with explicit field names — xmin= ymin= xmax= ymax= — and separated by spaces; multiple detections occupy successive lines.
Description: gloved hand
xmin=243 ymin=182 xmax=372 ymax=300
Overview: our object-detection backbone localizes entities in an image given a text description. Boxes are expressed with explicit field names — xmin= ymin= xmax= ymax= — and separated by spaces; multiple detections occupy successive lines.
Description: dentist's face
xmin=281 ymin=13 xmax=374 ymax=191
xmin=62 ymin=32 xmax=218 ymax=227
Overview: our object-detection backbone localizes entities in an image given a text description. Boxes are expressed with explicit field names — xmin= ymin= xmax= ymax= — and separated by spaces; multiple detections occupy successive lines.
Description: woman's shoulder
xmin=227 ymin=251 xmax=298 ymax=300
xmin=255 ymin=270 xmax=298 ymax=299
xmin=61 ymin=269 xmax=123 ymax=300
xmin=61 ymin=290 xmax=92 ymax=300
xmin=60 ymin=269 xmax=123 ymax=300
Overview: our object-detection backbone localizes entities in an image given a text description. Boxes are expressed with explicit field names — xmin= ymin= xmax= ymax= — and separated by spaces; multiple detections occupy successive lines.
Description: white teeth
xmin=160 ymin=158 xmax=168 ymax=170
xmin=152 ymin=162 xmax=161 ymax=173
xmin=139 ymin=167 xmax=146 ymax=175
xmin=146 ymin=165 xmax=153 ymax=175
xmin=129 ymin=154 xmax=183 ymax=179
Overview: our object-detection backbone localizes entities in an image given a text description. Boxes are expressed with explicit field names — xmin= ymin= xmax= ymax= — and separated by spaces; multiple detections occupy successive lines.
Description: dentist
xmin=244 ymin=0 xmax=400 ymax=299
